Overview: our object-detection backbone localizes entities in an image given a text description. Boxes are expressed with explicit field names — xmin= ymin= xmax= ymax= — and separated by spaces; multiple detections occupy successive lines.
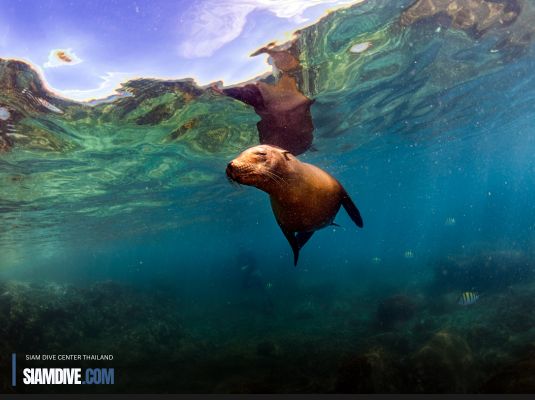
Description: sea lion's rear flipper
xmin=296 ymin=231 xmax=314 ymax=250
xmin=282 ymin=230 xmax=314 ymax=266
xmin=282 ymin=230 xmax=300 ymax=266
xmin=341 ymin=191 xmax=364 ymax=228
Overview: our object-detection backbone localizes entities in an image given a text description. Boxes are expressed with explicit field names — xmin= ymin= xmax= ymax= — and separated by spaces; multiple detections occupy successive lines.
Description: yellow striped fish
xmin=458 ymin=291 xmax=479 ymax=306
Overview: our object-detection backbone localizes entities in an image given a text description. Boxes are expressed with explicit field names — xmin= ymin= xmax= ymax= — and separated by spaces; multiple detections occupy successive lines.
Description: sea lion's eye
xmin=255 ymin=151 xmax=267 ymax=156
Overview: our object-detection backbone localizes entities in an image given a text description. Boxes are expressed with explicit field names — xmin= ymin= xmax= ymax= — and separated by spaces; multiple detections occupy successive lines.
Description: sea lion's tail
xmin=282 ymin=230 xmax=314 ymax=266
xmin=341 ymin=190 xmax=363 ymax=228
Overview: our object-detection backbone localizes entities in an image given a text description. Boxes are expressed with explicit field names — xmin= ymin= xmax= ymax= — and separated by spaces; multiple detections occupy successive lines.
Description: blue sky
xmin=0 ymin=0 xmax=359 ymax=101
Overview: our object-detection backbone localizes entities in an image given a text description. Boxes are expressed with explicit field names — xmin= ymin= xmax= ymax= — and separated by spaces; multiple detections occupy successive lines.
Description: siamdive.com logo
xmin=11 ymin=353 xmax=115 ymax=386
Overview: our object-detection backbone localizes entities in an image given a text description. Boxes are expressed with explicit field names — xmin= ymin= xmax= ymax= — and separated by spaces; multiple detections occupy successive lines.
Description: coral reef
xmin=1 ymin=257 xmax=535 ymax=393
xmin=0 ymin=280 xmax=182 ymax=393
xmin=335 ymin=347 xmax=405 ymax=393
xmin=375 ymin=294 xmax=417 ymax=330
xmin=410 ymin=330 xmax=475 ymax=393
xmin=481 ymin=357 xmax=535 ymax=393
xmin=256 ymin=340 xmax=281 ymax=358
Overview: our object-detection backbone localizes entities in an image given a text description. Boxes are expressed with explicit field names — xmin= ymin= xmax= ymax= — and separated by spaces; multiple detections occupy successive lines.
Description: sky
xmin=0 ymin=0 xmax=359 ymax=101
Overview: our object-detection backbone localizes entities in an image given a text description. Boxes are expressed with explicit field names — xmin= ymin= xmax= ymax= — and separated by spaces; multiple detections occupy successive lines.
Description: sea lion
xmin=226 ymin=145 xmax=363 ymax=266
xmin=212 ymin=41 xmax=314 ymax=156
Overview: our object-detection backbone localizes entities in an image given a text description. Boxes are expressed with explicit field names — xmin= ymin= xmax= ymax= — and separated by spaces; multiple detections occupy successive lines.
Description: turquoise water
xmin=2 ymin=0 xmax=535 ymax=393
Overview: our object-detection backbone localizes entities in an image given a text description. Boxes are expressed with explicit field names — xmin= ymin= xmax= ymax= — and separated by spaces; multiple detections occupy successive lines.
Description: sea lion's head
xmin=226 ymin=145 xmax=295 ymax=192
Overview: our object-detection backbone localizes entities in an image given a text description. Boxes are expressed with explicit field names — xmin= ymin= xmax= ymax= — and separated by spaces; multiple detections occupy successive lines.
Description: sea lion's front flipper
xmin=341 ymin=190 xmax=364 ymax=228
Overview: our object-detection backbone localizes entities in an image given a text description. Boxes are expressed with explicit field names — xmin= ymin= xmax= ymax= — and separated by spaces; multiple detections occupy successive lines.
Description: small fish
xmin=458 ymin=291 xmax=479 ymax=306
xmin=350 ymin=41 xmax=372 ymax=54
xmin=240 ymin=264 xmax=252 ymax=271
xmin=265 ymin=282 xmax=273 ymax=290
xmin=404 ymin=250 xmax=414 ymax=259
xmin=371 ymin=256 xmax=382 ymax=264
xmin=445 ymin=217 xmax=456 ymax=226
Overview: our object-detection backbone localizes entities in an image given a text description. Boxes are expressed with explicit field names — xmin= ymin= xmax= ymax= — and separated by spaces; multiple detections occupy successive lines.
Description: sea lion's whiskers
xmin=266 ymin=169 xmax=287 ymax=185
xmin=263 ymin=170 xmax=284 ymax=186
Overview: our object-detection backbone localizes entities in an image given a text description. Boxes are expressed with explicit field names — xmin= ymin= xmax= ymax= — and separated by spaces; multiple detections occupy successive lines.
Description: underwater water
xmin=2 ymin=0 xmax=535 ymax=393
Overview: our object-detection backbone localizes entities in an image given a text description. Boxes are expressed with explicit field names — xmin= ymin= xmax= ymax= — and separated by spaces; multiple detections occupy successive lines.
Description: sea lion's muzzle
xmin=226 ymin=160 xmax=258 ymax=186
xmin=226 ymin=162 xmax=235 ymax=179
xmin=226 ymin=161 xmax=245 ymax=182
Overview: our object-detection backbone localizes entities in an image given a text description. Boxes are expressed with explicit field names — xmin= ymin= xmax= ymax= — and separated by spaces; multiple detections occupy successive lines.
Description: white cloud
xmin=54 ymin=72 xmax=135 ymax=102
xmin=44 ymin=48 xmax=83 ymax=68
xmin=178 ymin=0 xmax=361 ymax=58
